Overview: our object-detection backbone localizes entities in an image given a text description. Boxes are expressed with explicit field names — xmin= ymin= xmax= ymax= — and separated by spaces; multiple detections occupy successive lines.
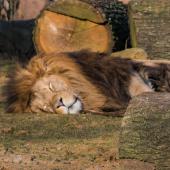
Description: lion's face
xmin=30 ymin=75 xmax=82 ymax=114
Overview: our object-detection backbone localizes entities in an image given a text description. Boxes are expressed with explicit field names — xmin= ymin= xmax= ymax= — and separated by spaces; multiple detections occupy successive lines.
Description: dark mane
xmin=68 ymin=51 xmax=133 ymax=103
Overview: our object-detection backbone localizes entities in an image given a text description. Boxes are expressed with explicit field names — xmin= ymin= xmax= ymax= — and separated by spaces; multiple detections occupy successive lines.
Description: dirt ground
xmin=0 ymin=106 xmax=121 ymax=170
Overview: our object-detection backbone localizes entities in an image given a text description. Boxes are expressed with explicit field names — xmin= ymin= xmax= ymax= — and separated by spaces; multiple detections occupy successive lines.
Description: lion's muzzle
xmin=54 ymin=96 xmax=82 ymax=114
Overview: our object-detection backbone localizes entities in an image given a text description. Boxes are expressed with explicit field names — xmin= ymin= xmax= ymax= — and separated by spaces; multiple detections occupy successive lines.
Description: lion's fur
xmin=5 ymin=51 xmax=170 ymax=115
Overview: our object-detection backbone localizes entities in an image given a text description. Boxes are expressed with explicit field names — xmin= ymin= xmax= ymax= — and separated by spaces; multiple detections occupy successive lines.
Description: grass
xmin=0 ymin=112 xmax=121 ymax=154
xmin=0 ymin=111 xmax=121 ymax=169
xmin=0 ymin=113 xmax=121 ymax=143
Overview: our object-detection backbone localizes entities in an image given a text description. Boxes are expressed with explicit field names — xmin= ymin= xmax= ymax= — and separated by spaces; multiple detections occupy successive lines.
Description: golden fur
xmin=6 ymin=53 xmax=108 ymax=114
xmin=5 ymin=51 xmax=170 ymax=116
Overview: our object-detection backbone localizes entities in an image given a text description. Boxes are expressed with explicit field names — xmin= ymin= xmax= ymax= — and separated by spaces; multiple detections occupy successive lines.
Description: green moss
xmin=47 ymin=0 xmax=105 ymax=24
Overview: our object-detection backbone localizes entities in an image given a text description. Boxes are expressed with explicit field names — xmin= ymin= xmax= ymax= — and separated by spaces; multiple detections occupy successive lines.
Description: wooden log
xmin=82 ymin=0 xmax=130 ymax=51
xmin=128 ymin=0 xmax=170 ymax=59
xmin=119 ymin=92 xmax=170 ymax=169
xmin=111 ymin=48 xmax=148 ymax=60
xmin=34 ymin=0 xmax=113 ymax=54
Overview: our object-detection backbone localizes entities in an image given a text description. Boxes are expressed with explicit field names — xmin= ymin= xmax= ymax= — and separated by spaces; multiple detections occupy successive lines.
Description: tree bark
xmin=119 ymin=92 xmax=170 ymax=170
xmin=128 ymin=0 xmax=170 ymax=59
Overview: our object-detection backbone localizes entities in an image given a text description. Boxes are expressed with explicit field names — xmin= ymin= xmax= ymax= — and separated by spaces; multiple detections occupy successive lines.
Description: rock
xmin=111 ymin=48 xmax=148 ymax=59
xmin=119 ymin=92 xmax=170 ymax=169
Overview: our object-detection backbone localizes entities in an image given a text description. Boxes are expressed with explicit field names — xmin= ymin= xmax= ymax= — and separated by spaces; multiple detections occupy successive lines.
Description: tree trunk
xmin=119 ymin=92 xmax=170 ymax=170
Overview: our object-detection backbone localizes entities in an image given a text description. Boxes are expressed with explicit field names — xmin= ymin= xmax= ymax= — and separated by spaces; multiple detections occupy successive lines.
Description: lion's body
xmin=5 ymin=51 xmax=170 ymax=115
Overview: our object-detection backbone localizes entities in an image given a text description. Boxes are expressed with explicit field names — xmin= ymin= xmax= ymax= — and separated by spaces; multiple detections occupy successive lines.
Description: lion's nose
xmin=54 ymin=96 xmax=82 ymax=114
xmin=56 ymin=97 xmax=65 ymax=108
xmin=57 ymin=96 xmax=78 ymax=108
xmin=68 ymin=96 xmax=79 ymax=108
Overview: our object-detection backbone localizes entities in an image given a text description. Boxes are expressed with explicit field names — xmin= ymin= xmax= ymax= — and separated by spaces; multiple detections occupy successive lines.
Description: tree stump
xmin=129 ymin=0 xmax=170 ymax=59
xmin=119 ymin=92 xmax=170 ymax=170
xmin=34 ymin=0 xmax=113 ymax=54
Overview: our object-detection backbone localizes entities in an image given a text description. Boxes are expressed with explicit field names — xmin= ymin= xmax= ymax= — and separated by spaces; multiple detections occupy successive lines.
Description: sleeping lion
xmin=5 ymin=50 xmax=170 ymax=116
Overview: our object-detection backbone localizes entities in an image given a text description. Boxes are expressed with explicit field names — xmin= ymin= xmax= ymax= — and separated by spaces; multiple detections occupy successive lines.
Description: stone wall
xmin=129 ymin=0 xmax=170 ymax=59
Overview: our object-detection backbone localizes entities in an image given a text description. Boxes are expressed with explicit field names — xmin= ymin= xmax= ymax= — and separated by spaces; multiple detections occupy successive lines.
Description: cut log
xmin=82 ymin=0 xmax=130 ymax=51
xmin=128 ymin=0 xmax=170 ymax=59
xmin=46 ymin=0 xmax=106 ymax=24
xmin=34 ymin=0 xmax=113 ymax=54
xmin=119 ymin=92 xmax=170 ymax=169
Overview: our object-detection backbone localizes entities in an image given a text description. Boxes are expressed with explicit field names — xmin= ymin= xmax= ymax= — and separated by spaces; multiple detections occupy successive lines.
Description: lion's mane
xmin=5 ymin=50 xmax=169 ymax=115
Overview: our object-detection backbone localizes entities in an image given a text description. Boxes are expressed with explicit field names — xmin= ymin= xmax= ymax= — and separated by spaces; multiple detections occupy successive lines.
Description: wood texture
xmin=119 ymin=93 xmax=170 ymax=170
xmin=111 ymin=48 xmax=148 ymax=59
xmin=46 ymin=0 xmax=106 ymax=24
xmin=34 ymin=0 xmax=112 ymax=54
xmin=129 ymin=0 xmax=170 ymax=59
